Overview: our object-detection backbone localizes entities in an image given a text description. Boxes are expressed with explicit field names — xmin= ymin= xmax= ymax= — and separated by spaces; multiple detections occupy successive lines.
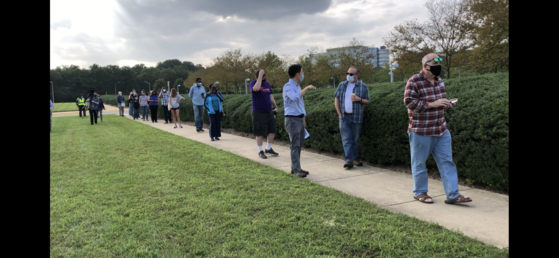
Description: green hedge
xmin=105 ymin=74 xmax=509 ymax=192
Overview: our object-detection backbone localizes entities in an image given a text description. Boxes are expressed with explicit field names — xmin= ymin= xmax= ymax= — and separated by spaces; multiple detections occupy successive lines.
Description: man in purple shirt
xmin=50 ymin=99 xmax=54 ymax=132
xmin=250 ymin=69 xmax=279 ymax=159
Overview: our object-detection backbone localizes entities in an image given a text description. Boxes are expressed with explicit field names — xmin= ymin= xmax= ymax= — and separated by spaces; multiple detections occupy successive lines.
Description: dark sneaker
xmin=355 ymin=160 xmax=363 ymax=166
xmin=293 ymin=170 xmax=307 ymax=178
xmin=265 ymin=148 xmax=279 ymax=156
xmin=343 ymin=161 xmax=354 ymax=169
xmin=215 ymin=137 xmax=220 ymax=140
xmin=291 ymin=169 xmax=309 ymax=175
xmin=211 ymin=137 xmax=215 ymax=141
xmin=258 ymin=151 xmax=267 ymax=159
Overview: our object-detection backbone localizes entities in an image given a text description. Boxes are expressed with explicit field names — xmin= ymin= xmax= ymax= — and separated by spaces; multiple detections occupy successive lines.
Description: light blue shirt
xmin=188 ymin=84 xmax=206 ymax=106
xmin=282 ymin=79 xmax=306 ymax=116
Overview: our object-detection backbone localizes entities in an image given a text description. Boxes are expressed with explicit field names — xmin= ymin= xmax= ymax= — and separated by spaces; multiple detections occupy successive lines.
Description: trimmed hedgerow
xmin=104 ymin=74 xmax=508 ymax=192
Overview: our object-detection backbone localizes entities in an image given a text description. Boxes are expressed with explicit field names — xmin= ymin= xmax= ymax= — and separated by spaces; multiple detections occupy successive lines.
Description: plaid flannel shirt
xmin=403 ymin=71 xmax=448 ymax=136
xmin=159 ymin=91 xmax=170 ymax=106
xmin=334 ymin=80 xmax=370 ymax=123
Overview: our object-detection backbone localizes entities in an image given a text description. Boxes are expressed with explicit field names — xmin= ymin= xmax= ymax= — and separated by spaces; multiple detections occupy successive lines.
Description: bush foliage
xmin=105 ymin=73 xmax=509 ymax=192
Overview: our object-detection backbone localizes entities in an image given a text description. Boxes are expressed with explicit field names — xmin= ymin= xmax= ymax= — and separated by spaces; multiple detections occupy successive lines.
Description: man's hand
xmin=305 ymin=85 xmax=316 ymax=90
xmin=258 ymin=69 xmax=265 ymax=79
xmin=272 ymin=106 xmax=278 ymax=112
xmin=429 ymin=98 xmax=451 ymax=108
xmin=350 ymin=94 xmax=361 ymax=102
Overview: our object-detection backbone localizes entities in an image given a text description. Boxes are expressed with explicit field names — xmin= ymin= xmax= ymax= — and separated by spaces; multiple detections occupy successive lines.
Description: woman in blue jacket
xmin=204 ymin=84 xmax=225 ymax=141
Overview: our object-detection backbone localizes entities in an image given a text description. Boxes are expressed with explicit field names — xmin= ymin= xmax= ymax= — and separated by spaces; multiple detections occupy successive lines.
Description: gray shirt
xmin=188 ymin=84 xmax=206 ymax=106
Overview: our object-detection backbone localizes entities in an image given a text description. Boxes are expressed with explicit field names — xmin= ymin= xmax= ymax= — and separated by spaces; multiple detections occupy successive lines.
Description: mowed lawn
xmin=50 ymin=115 xmax=508 ymax=257
xmin=52 ymin=102 xmax=80 ymax=112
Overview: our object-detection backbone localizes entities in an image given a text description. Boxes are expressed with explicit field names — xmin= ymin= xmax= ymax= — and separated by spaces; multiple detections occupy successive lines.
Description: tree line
xmin=50 ymin=0 xmax=507 ymax=102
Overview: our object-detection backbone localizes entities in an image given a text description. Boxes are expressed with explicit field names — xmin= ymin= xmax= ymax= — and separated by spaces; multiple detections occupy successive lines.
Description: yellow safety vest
xmin=77 ymin=97 xmax=85 ymax=105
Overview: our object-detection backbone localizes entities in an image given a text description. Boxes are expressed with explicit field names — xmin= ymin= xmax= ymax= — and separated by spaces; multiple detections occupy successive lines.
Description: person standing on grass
xmin=148 ymin=90 xmax=159 ymax=123
xmin=117 ymin=91 xmax=125 ymax=116
xmin=159 ymin=87 xmax=172 ymax=124
xmin=188 ymin=77 xmax=206 ymax=132
xmin=76 ymin=94 xmax=86 ymax=117
xmin=129 ymin=89 xmax=136 ymax=117
xmin=283 ymin=64 xmax=316 ymax=178
xmin=250 ymin=69 xmax=280 ymax=159
xmin=404 ymin=53 xmax=472 ymax=205
xmin=88 ymin=93 xmax=100 ymax=125
xmin=139 ymin=90 xmax=149 ymax=121
xmin=97 ymin=92 xmax=106 ymax=122
xmin=50 ymin=99 xmax=54 ymax=132
xmin=334 ymin=66 xmax=370 ymax=169
xmin=169 ymin=88 xmax=185 ymax=129
xmin=204 ymin=84 xmax=225 ymax=141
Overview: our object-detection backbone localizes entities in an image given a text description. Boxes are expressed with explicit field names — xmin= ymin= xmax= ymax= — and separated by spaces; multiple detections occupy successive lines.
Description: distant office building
xmin=312 ymin=45 xmax=390 ymax=68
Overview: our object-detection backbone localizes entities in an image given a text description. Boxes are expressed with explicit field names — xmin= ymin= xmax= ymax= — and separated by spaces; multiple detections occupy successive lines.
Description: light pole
xmin=114 ymin=81 xmax=120 ymax=95
xmin=245 ymin=78 xmax=250 ymax=94
xmin=455 ymin=67 xmax=461 ymax=78
xmin=389 ymin=62 xmax=399 ymax=83
xmin=177 ymin=84 xmax=181 ymax=93
xmin=144 ymin=81 xmax=150 ymax=92
xmin=50 ymin=81 xmax=54 ymax=103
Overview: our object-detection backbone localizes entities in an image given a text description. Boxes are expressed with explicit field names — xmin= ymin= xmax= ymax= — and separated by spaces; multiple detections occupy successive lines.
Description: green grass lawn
xmin=50 ymin=115 xmax=508 ymax=257
xmin=52 ymin=102 xmax=81 ymax=112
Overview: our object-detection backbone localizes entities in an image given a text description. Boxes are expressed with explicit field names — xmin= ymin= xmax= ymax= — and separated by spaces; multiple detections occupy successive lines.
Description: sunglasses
xmin=426 ymin=57 xmax=443 ymax=64
xmin=346 ymin=72 xmax=358 ymax=76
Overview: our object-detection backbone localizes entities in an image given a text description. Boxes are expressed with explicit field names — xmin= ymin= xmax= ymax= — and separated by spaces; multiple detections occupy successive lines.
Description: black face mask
xmin=427 ymin=65 xmax=442 ymax=77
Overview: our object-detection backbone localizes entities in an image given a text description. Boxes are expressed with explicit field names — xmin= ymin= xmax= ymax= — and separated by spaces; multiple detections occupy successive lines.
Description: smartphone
xmin=450 ymin=98 xmax=458 ymax=104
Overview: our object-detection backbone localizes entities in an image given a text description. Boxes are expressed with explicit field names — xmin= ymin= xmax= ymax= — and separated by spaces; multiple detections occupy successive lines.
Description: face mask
xmin=163 ymin=89 xmax=166 ymax=92
xmin=197 ymin=83 xmax=202 ymax=86
xmin=118 ymin=93 xmax=121 ymax=96
xmin=299 ymin=73 xmax=304 ymax=82
xmin=212 ymin=90 xmax=217 ymax=93
xmin=427 ymin=65 xmax=442 ymax=77
xmin=347 ymin=75 xmax=355 ymax=82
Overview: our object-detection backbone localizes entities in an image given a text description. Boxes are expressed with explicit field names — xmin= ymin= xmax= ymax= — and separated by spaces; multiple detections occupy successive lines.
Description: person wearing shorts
xmin=168 ymin=88 xmax=184 ymax=129
xmin=250 ymin=69 xmax=279 ymax=159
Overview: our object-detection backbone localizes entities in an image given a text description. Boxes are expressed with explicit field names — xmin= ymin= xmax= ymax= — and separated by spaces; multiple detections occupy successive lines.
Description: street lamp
xmin=389 ymin=62 xmax=399 ymax=83
xmin=455 ymin=67 xmax=461 ymax=78
xmin=144 ymin=81 xmax=150 ymax=92
xmin=115 ymin=81 xmax=120 ymax=95
xmin=177 ymin=84 xmax=181 ymax=93
xmin=50 ymin=81 xmax=54 ymax=103
xmin=245 ymin=78 xmax=251 ymax=94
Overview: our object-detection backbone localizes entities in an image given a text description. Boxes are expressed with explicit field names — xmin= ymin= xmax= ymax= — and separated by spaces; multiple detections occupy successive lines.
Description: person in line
xmin=158 ymin=87 xmax=172 ymax=124
xmin=97 ymin=92 xmax=106 ymax=122
xmin=188 ymin=78 xmax=206 ymax=132
xmin=283 ymin=64 xmax=316 ymax=178
xmin=139 ymin=90 xmax=149 ymax=121
xmin=129 ymin=89 xmax=136 ymax=117
xmin=204 ymin=84 xmax=225 ymax=141
xmin=130 ymin=92 xmax=140 ymax=120
xmin=148 ymin=90 xmax=159 ymax=123
xmin=169 ymin=88 xmax=185 ymax=129
xmin=116 ymin=91 xmax=125 ymax=116
xmin=50 ymin=100 xmax=54 ymax=132
xmin=334 ymin=66 xmax=370 ymax=169
xmin=250 ymin=69 xmax=280 ymax=159
xmin=76 ymin=94 xmax=86 ymax=117
xmin=88 ymin=93 xmax=100 ymax=125
xmin=403 ymin=53 xmax=472 ymax=205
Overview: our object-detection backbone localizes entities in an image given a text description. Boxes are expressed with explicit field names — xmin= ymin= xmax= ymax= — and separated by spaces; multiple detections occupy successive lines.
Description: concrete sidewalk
xmin=103 ymin=104 xmax=510 ymax=249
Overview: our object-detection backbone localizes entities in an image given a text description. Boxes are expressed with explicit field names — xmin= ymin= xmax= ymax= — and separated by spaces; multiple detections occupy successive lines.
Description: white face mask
xmin=197 ymin=83 xmax=202 ymax=86
xmin=347 ymin=74 xmax=355 ymax=82
xmin=118 ymin=93 xmax=122 ymax=95
xmin=163 ymin=89 xmax=166 ymax=92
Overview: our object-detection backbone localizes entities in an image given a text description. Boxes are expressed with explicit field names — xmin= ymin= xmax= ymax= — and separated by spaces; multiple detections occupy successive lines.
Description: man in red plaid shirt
xmin=403 ymin=53 xmax=472 ymax=205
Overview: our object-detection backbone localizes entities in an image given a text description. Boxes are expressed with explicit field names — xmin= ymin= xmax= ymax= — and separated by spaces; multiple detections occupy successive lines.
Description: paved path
xmin=54 ymin=104 xmax=509 ymax=249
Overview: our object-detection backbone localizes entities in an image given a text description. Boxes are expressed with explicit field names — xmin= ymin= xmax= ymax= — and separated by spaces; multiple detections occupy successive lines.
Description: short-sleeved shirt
xmin=139 ymin=95 xmax=149 ymax=106
xmin=159 ymin=91 xmax=170 ymax=105
xmin=149 ymin=95 xmax=159 ymax=106
xmin=250 ymin=80 xmax=273 ymax=113
xmin=334 ymin=80 xmax=370 ymax=123
xmin=170 ymin=94 xmax=184 ymax=108
xmin=403 ymin=71 xmax=447 ymax=136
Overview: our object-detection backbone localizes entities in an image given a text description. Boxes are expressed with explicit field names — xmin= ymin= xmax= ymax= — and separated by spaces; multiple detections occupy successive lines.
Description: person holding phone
xmin=250 ymin=69 xmax=280 ymax=159
xmin=204 ymin=84 xmax=225 ymax=141
xmin=403 ymin=53 xmax=471 ymax=205
xmin=148 ymin=90 xmax=159 ymax=123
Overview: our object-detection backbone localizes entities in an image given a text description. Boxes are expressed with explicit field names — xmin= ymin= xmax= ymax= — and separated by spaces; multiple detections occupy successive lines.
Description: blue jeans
xmin=133 ymin=107 xmax=139 ymax=118
xmin=98 ymin=109 xmax=103 ymax=122
xmin=50 ymin=110 xmax=52 ymax=132
xmin=129 ymin=103 xmax=133 ymax=116
xmin=141 ymin=106 xmax=148 ymax=120
xmin=408 ymin=130 xmax=460 ymax=199
xmin=193 ymin=105 xmax=204 ymax=130
xmin=339 ymin=115 xmax=363 ymax=162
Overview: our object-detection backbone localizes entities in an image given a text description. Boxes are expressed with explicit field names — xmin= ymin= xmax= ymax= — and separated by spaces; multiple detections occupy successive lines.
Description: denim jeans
xmin=141 ymin=105 xmax=148 ymax=120
xmin=339 ymin=115 xmax=363 ymax=162
xmin=129 ymin=103 xmax=133 ymax=116
xmin=408 ymin=130 xmax=460 ymax=199
xmin=193 ymin=105 xmax=204 ymax=130
xmin=98 ymin=109 xmax=103 ymax=122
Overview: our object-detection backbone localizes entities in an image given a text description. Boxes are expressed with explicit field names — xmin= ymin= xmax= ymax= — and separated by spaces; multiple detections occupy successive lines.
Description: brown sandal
xmin=414 ymin=193 xmax=433 ymax=204
xmin=444 ymin=195 xmax=472 ymax=204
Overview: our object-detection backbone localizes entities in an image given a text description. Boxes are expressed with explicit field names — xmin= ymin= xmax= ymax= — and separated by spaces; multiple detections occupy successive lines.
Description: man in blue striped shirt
xmin=334 ymin=66 xmax=370 ymax=169
xmin=283 ymin=64 xmax=316 ymax=178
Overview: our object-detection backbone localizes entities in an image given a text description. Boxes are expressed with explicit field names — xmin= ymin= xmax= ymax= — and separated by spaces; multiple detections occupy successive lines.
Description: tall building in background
xmin=312 ymin=45 xmax=390 ymax=68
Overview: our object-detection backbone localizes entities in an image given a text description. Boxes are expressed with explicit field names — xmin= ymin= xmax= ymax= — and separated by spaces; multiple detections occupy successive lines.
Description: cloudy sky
xmin=50 ymin=0 xmax=429 ymax=69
